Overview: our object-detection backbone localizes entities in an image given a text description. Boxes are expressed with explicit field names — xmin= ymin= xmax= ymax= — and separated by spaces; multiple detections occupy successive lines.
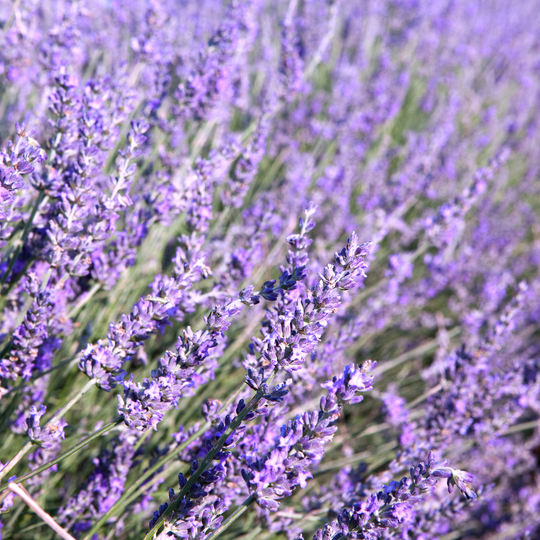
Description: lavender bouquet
xmin=1 ymin=0 xmax=540 ymax=539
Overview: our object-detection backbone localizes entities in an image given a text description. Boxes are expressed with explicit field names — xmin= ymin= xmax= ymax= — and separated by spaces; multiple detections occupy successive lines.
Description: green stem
xmin=313 ymin=441 xmax=397 ymax=476
xmin=0 ymin=418 xmax=120 ymax=492
xmin=0 ymin=378 xmax=97 ymax=484
xmin=303 ymin=2 xmax=339 ymax=80
xmin=143 ymin=370 xmax=277 ymax=540
xmin=407 ymin=383 xmax=443 ymax=408
xmin=0 ymin=385 xmax=23 ymax=436
xmin=351 ymin=241 xmax=429 ymax=308
xmin=238 ymin=526 xmax=263 ymax=540
xmin=2 ymin=519 xmax=46 ymax=538
xmin=1 ymin=255 xmax=36 ymax=298
xmin=0 ymin=0 xmax=23 ymax=41
xmin=0 ymin=351 xmax=81 ymax=400
xmin=3 ymin=495 xmax=26 ymax=534
xmin=0 ymin=190 xmax=46 ymax=295
xmin=503 ymin=419 xmax=540 ymax=435
xmin=67 ymin=282 xmax=102 ymax=319
xmin=205 ymin=495 xmax=255 ymax=540
xmin=0 ymin=440 xmax=32 ymax=484
xmin=372 ymin=327 xmax=460 ymax=377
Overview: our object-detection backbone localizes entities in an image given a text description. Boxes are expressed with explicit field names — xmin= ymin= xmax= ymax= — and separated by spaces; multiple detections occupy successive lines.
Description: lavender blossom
xmin=243 ymin=362 xmax=375 ymax=511
xmin=0 ymin=124 xmax=46 ymax=251
xmin=252 ymin=232 xmax=371 ymax=374
xmin=118 ymin=265 xmax=306 ymax=432
xmin=23 ymin=405 xmax=67 ymax=450
xmin=0 ymin=274 xmax=55 ymax=381
xmin=307 ymin=453 xmax=476 ymax=540
xmin=57 ymin=427 xmax=140 ymax=535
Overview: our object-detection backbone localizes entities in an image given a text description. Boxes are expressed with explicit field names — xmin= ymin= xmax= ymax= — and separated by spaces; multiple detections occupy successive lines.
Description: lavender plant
xmin=1 ymin=0 xmax=540 ymax=539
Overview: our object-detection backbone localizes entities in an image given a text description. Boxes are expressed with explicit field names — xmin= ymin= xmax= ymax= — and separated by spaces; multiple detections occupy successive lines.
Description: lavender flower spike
xmin=242 ymin=361 xmax=375 ymax=511
xmin=308 ymin=452 xmax=476 ymax=540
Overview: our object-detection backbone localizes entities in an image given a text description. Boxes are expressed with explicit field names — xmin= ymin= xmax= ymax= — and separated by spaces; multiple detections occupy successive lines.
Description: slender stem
xmin=437 ymin=531 xmax=467 ymax=540
xmin=503 ymin=419 xmax=540 ymax=435
xmin=0 ymin=441 xmax=32 ymax=483
xmin=0 ymin=0 xmax=23 ymax=41
xmin=3 ymin=492 xmax=25 ymax=531
xmin=238 ymin=526 xmax=263 ymax=540
xmin=0 ymin=418 xmax=120 ymax=492
xmin=1 ymin=255 xmax=36 ymax=297
xmin=67 ymin=282 xmax=101 ymax=319
xmin=3 ymin=519 xmax=47 ymax=537
xmin=189 ymin=119 xmax=218 ymax=162
xmin=0 ymin=378 xmax=97 ymax=483
xmin=408 ymin=383 xmax=442 ymax=408
xmin=7 ymin=483 xmax=77 ymax=540
xmin=303 ymin=2 xmax=339 ymax=80
xmin=313 ymin=441 xmax=397 ymax=476
xmin=1 ymin=353 xmax=80 ymax=399
xmin=39 ymin=266 xmax=53 ymax=293
xmin=50 ymin=377 xmax=97 ymax=424
xmin=205 ymin=495 xmax=255 ymax=540
xmin=0 ymin=190 xmax=46 ymax=295
xmin=372 ymin=327 xmax=460 ymax=377
xmin=143 ymin=370 xmax=277 ymax=540
xmin=0 ymin=335 xmax=12 ymax=360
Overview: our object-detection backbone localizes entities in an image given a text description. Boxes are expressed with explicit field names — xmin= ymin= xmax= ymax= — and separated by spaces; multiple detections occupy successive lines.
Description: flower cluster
xmin=306 ymin=452 xmax=476 ymax=540
xmin=243 ymin=362 xmax=375 ymax=511
xmin=23 ymin=405 xmax=67 ymax=451
xmin=250 ymin=233 xmax=371 ymax=376
xmin=0 ymin=124 xmax=46 ymax=250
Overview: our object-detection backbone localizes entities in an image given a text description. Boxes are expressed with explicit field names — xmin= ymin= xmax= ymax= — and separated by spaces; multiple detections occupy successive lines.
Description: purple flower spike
xmin=24 ymin=405 xmax=67 ymax=450
xmin=242 ymin=361 xmax=375 ymax=511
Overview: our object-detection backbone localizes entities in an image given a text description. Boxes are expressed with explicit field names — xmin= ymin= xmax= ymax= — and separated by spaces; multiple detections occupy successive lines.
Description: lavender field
xmin=1 ymin=0 xmax=540 ymax=538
